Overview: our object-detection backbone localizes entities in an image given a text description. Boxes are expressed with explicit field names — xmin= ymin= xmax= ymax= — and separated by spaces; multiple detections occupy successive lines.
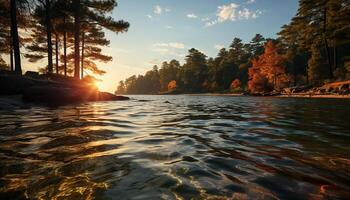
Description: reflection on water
xmin=0 ymin=95 xmax=350 ymax=199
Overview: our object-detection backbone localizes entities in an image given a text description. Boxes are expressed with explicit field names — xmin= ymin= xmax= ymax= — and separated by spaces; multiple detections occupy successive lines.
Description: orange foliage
xmin=248 ymin=41 xmax=287 ymax=93
xmin=167 ymin=80 xmax=177 ymax=91
xmin=231 ymin=79 xmax=241 ymax=89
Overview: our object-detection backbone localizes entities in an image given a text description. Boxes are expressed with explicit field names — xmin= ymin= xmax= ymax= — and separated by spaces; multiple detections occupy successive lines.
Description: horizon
xmin=19 ymin=0 xmax=298 ymax=92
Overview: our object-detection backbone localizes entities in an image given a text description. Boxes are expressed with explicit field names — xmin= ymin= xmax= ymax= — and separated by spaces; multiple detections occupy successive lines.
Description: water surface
xmin=0 ymin=95 xmax=350 ymax=199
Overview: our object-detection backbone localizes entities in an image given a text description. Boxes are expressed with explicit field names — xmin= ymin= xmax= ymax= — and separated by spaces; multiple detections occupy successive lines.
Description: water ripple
xmin=0 ymin=95 xmax=350 ymax=199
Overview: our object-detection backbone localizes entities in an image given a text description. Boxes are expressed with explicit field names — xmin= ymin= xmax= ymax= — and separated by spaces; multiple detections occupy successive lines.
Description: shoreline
xmin=125 ymin=93 xmax=350 ymax=99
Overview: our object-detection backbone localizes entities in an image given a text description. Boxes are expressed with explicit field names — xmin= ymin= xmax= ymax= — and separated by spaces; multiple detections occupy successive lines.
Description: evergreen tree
xmin=308 ymin=42 xmax=329 ymax=84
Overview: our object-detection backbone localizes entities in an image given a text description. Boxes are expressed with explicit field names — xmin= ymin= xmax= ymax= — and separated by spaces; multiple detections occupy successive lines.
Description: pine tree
xmin=71 ymin=0 xmax=129 ymax=79
xmin=308 ymin=42 xmax=329 ymax=84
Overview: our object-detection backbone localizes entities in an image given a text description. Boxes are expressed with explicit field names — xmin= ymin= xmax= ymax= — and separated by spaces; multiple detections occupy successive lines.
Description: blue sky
xmin=24 ymin=0 xmax=299 ymax=92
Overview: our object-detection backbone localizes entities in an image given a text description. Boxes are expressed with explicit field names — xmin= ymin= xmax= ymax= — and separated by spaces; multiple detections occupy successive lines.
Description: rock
xmin=24 ymin=71 xmax=40 ymax=79
xmin=0 ymin=95 xmax=29 ymax=110
xmin=97 ymin=92 xmax=130 ymax=101
xmin=0 ymin=73 xmax=35 ymax=95
xmin=22 ymin=86 xmax=91 ymax=104
xmin=22 ymin=86 xmax=129 ymax=105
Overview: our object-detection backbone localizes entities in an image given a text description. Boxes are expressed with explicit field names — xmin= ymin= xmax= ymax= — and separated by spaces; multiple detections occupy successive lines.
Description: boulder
xmin=97 ymin=92 xmax=130 ymax=101
xmin=22 ymin=86 xmax=129 ymax=105
xmin=0 ymin=73 xmax=35 ymax=95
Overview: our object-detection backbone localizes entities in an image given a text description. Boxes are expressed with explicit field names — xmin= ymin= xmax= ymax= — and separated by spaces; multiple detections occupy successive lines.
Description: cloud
xmin=217 ymin=3 xmax=240 ymax=22
xmin=154 ymin=5 xmax=162 ymax=15
xmin=146 ymin=15 xmax=153 ymax=19
xmin=201 ymin=17 xmax=210 ymax=21
xmin=153 ymin=42 xmax=185 ymax=49
xmin=214 ymin=44 xmax=225 ymax=50
xmin=153 ymin=5 xmax=170 ymax=15
xmin=166 ymin=25 xmax=174 ymax=29
xmin=246 ymin=0 xmax=255 ymax=4
xmin=205 ymin=3 xmax=262 ymax=27
xmin=152 ymin=42 xmax=186 ymax=57
xmin=187 ymin=13 xmax=198 ymax=19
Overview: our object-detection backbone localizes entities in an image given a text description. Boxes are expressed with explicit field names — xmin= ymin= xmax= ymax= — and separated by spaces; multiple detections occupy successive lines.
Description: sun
xmin=94 ymin=80 xmax=103 ymax=90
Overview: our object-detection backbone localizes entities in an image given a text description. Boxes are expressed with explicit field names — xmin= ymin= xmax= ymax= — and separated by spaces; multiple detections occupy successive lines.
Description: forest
xmin=0 ymin=0 xmax=129 ymax=80
xmin=116 ymin=0 xmax=350 ymax=95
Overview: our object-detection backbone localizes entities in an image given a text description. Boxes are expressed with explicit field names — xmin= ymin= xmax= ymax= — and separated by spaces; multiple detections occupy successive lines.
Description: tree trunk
xmin=73 ymin=0 xmax=81 ymax=79
xmin=10 ymin=43 xmax=14 ymax=71
xmin=81 ymin=32 xmax=85 ymax=79
xmin=45 ymin=0 xmax=53 ymax=73
xmin=63 ymin=16 xmax=67 ymax=76
xmin=333 ymin=40 xmax=337 ymax=70
xmin=306 ymin=66 xmax=309 ymax=85
xmin=323 ymin=7 xmax=333 ymax=79
xmin=55 ymin=33 xmax=59 ymax=74
xmin=10 ymin=0 xmax=22 ymax=74
xmin=294 ymin=65 xmax=297 ymax=86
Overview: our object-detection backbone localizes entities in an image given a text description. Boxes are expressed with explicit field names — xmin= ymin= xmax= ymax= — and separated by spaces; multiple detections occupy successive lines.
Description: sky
xmin=24 ymin=0 xmax=299 ymax=92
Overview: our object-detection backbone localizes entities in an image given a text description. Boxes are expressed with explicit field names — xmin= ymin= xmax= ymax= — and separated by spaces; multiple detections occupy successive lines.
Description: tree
xmin=231 ymin=79 xmax=241 ymax=90
xmin=115 ymin=80 xmax=125 ymax=94
xmin=308 ymin=41 xmax=329 ymax=84
xmin=168 ymin=80 xmax=177 ymax=91
xmin=248 ymin=58 xmax=271 ymax=93
xmin=248 ymin=41 xmax=288 ymax=92
xmin=10 ymin=0 xmax=22 ymax=74
xmin=80 ymin=25 xmax=111 ymax=78
xmin=159 ymin=60 xmax=180 ymax=91
xmin=181 ymin=48 xmax=208 ymax=92
xmin=71 ymin=0 xmax=130 ymax=79
xmin=249 ymin=34 xmax=265 ymax=56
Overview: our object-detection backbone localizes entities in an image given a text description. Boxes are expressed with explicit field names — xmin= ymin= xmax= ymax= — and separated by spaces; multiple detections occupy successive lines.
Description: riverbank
xmin=158 ymin=80 xmax=350 ymax=99
xmin=0 ymin=71 xmax=129 ymax=107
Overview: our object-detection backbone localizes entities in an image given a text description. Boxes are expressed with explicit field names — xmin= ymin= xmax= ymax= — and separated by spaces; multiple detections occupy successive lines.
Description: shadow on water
xmin=0 ymin=96 xmax=350 ymax=199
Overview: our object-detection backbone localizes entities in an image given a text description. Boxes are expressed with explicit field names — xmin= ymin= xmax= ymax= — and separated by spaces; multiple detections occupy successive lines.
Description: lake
xmin=0 ymin=95 xmax=349 ymax=199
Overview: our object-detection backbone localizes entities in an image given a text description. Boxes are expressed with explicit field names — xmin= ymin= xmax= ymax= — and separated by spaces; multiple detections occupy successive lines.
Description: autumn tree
xmin=168 ymin=80 xmax=177 ymax=91
xmin=159 ymin=60 xmax=180 ymax=91
xmin=231 ymin=79 xmax=241 ymax=90
xmin=248 ymin=41 xmax=288 ymax=93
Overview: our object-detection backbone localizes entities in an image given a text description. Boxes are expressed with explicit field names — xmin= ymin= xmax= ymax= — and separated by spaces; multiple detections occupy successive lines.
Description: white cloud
xmin=214 ymin=44 xmax=225 ymax=50
xmin=153 ymin=5 xmax=170 ymax=15
xmin=205 ymin=3 xmax=262 ymax=27
xmin=153 ymin=42 xmax=185 ymax=49
xmin=187 ymin=13 xmax=198 ymax=19
xmin=201 ymin=17 xmax=210 ymax=21
xmin=246 ymin=0 xmax=255 ymax=4
xmin=205 ymin=20 xmax=218 ymax=27
xmin=154 ymin=5 xmax=162 ymax=15
xmin=152 ymin=42 xmax=186 ymax=57
xmin=146 ymin=15 xmax=153 ymax=19
xmin=166 ymin=25 xmax=174 ymax=29
xmin=217 ymin=3 xmax=240 ymax=22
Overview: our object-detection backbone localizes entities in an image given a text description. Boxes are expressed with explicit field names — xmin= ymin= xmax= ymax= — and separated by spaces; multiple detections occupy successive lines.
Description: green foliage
xmin=308 ymin=42 xmax=329 ymax=84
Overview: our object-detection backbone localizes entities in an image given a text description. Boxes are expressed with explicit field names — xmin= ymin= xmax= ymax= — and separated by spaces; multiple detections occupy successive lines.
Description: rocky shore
xmin=279 ymin=80 xmax=350 ymax=98
xmin=0 ymin=71 xmax=129 ymax=108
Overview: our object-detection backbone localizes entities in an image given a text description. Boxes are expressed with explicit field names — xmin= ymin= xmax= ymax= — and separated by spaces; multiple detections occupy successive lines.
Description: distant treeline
xmin=0 ymin=0 xmax=129 ymax=79
xmin=116 ymin=0 xmax=350 ymax=94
